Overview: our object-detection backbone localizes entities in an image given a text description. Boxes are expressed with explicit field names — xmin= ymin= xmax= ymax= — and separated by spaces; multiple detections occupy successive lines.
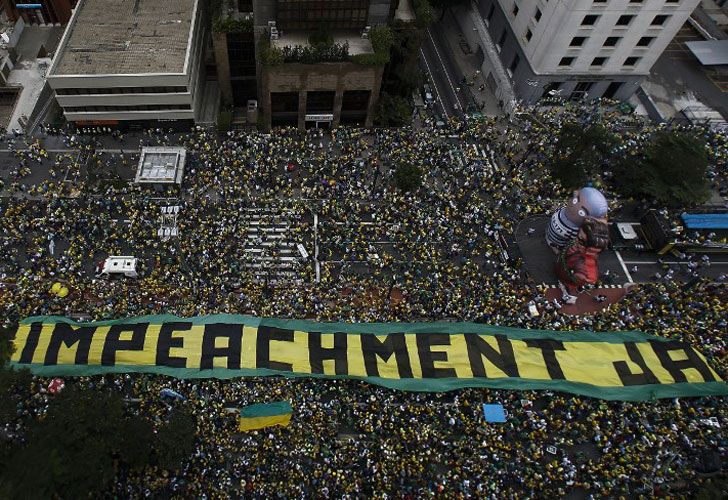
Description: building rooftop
xmin=51 ymin=0 xmax=195 ymax=76
xmin=135 ymin=147 xmax=186 ymax=184
xmin=273 ymin=31 xmax=373 ymax=56
xmin=685 ymin=40 xmax=728 ymax=66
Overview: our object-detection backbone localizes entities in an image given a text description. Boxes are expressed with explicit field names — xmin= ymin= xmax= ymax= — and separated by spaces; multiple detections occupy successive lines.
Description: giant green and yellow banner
xmin=9 ymin=315 xmax=728 ymax=401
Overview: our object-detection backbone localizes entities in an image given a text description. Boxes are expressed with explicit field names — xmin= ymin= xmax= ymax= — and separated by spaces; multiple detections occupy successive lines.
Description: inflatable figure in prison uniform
xmin=546 ymin=187 xmax=608 ymax=252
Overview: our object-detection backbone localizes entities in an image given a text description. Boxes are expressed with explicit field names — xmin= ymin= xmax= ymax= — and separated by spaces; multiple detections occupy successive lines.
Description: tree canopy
xmin=375 ymin=93 xmax=413 ymax=127
xmin=394 ymin=163 xmax=423 ymax=192
xmin=0 ymin=363 xmax=197 ymax=499
xmin=549 ymin=122 xmax=619 ymax=189
xmin=613 ymin=129 xmax=710 ymax=207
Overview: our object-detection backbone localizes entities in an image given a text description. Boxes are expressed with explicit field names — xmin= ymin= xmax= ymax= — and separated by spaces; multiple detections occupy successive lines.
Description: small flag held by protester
xmin=239 ymin=401 xmax=292 ymax=431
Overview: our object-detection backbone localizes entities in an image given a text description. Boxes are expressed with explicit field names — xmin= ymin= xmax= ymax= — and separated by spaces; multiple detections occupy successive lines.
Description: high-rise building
xmin=47 ymin=0 xmax=208 ymax=128
xmin=213 ymin=0 xmax=397 ymax=130
xmin=1 ymin=0 xmax=77 ymax=25
xmin=476 ymin=0 xmax=700 ymax=102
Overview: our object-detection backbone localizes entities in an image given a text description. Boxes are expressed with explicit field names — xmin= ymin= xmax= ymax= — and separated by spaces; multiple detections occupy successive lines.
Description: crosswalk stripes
xmin=536 ymin=283 xmax=625 ymax=291
xmin=467 ymin=142 xmax=498 ymax=174
xmin=241 ymin=206 xmax=303 ymax=285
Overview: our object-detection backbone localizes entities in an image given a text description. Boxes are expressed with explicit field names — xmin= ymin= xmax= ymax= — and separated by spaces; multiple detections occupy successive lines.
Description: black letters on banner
xmin=361 ymin=333 xmax=413 ymax=378
xmin=256 ymin=326 xmax=294 ymax=372
xmin=156 ymin=322 xmax=192 ymax=368
xmin=649 ymin=340 xmax=716 ymax=383
xmin=101 ymin=323 xmax=148 ymax=366
xmin=465 ymin=334 xmax=519 ymax=378
xmin=18 ymin=322 xmax=43 ymax=364
xmin=200 ymin=323 xmax=242 ymax=370
xmin=308 ymin=332 xmax=348 ymax=375
xmin=613 ymin=342 xmax=660 ymax=386
xmin=44 ymin=323 xmax=96 ymax=366
xmin=417 ymin=333 xmax=457 ymax=378
xmin=524 ymin=339 xmax=566 ymax=380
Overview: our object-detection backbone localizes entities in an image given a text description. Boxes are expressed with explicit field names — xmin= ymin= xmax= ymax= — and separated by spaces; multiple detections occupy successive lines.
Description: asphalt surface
xmin=420 ymin=21 xmax=465 ymax=120
xmin=516 ymin=215 xmax=728 ymax=286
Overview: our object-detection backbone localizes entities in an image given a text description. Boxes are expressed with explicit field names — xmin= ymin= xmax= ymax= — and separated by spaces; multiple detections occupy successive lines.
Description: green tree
xmin=549 ymin=122 xmax=619 ymax=189
xmin=0 ymin=323 xmax=15 ymax=366
xmin=155 ymin=408 xmax=196 ymax=470
xmin=375 ymin=93 xmax=413 ymax=127
xmin=614 ymin=129 xmax=709 ymax=207
xmin=119 ymin=414 xmax=155 ymax=469
xmin=0 ymin=387 xmax=156 ymax=498
xmin=383 ymin=23 xmax=425 ymax=98
xmin=394 ymin=163 xmax=423 ymax=192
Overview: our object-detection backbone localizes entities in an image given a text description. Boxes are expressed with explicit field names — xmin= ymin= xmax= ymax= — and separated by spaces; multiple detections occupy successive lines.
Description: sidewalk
xmin=438 ymin=8 xmax=500 ymax=116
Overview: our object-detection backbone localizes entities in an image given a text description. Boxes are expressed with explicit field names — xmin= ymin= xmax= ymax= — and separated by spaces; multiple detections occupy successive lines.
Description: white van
xmin=96 ymin=256 xmax=138 ymax=278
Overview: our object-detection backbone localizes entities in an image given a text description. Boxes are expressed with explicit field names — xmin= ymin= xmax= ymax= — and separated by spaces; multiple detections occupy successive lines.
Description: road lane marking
xmin=615 ymin=250 xmax=634 ymax=284
xmin=427 ymin=28 xmax=464 ymax=111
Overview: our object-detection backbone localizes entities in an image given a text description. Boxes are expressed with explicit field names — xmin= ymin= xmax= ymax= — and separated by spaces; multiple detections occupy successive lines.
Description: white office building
xmin=474 ymin=0 xmax=700 ymax=102
xmin=46 ymin=0 xmax=206 ymax=127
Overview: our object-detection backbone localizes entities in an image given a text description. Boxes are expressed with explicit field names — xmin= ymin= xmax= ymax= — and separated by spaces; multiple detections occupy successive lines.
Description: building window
xmin=559 ymin=56 xmax=575 ymax=66
xmin=341 ymin=90 xmax=370 ymax=124
xmin=591 ymin=56 xmax=607 ymax=66
xmin=593 ymin=0 xmax=607 ymax=3
xmin=509 ymin=54 xmax=520 ymax=72
xmin=616 ymin=15 xmax=634 ymax=26
xmin=525 ymin=29 xmax=533 ymax=42
xmin=603 ymin=81 xmax=623 ymax=99
xmin=574 ymin=82 xmax=594 ymax=93
xmin=543 ymin=82 xmax=561 ymax=95
xmin=651 ymin=14 xmax=669 ymax=25
xmin=534 ymin=8 xmax=542 ymax=22
xmin=271 ymin=92 xmax=299 ymax=113
xmin=623 ymin=56 xmax=641 ymax=66
xmin=636 ymin=36 xmax=654 ymax=47
xmin=582 ymin=14 xmax=599 ymax=26
xmin=603 ymin=36 xmax=621 ymax=47
xmin=570 ymin=36 xmax=587 ymax=47
xmin=512 ymin=4 xmax=519 ymax=16
xmin=665 ymin=0 xmax=680 ymax=3
xmin=276 ymin=0 xmax=370 ymax=30
xmin=306 ymin=91 xmax=335 ymax=113
xmin=629 ymin=0 xmax=643 ymax=3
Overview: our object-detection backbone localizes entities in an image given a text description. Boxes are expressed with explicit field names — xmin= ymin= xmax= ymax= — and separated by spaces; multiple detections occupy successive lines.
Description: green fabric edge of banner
xmin=8 ymin=362 xmax=728 ymax=401
xmin=18 ymin=314 xmax=670 ymax=344
xmin=240 ymin=401 xmax=293 ymax=418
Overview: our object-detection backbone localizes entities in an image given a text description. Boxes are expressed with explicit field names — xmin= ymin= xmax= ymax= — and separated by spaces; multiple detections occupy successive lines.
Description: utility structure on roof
xmin=46 ymin=0 xmax=207 ymax=128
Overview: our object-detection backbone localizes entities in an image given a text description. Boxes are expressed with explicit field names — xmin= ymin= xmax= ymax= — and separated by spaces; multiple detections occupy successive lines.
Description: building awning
xmin=682 ymin=213 xmax=728 ymax=230
xmin=685 ymin=40 xmax=728 ymax=66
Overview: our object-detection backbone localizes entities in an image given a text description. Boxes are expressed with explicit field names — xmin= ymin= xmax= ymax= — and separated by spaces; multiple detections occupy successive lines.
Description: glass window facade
xmin=276 ymin=0 xmax=369 ymax=30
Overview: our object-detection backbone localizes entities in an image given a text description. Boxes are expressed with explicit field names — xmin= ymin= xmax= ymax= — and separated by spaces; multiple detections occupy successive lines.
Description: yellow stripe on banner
xmin=239 ymin=413 xmax=292 ymax=431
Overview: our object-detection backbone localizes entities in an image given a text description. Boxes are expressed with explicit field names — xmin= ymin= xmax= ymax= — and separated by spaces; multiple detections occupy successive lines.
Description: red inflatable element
xmin=555 ymin=217 xmax=610 ymax=303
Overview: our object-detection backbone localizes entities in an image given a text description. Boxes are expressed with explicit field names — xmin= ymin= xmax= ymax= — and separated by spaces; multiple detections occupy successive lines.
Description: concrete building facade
xmin=262 ymin=62 xmax=384 ymax=128
xmin=46 ymin=0 xmax=207 ymax=127
xmin=476 ymin=0 xmax=701 ymax=103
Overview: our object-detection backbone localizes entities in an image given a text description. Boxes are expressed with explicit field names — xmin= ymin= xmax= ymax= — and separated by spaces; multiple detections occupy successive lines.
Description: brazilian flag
xmin=239 ymin=401 xmax=292 ymax=431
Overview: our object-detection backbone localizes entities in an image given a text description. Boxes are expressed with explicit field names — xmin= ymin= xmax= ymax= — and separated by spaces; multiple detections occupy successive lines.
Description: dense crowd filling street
xmin=1 ymin=100 xmax=727 ymax=497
